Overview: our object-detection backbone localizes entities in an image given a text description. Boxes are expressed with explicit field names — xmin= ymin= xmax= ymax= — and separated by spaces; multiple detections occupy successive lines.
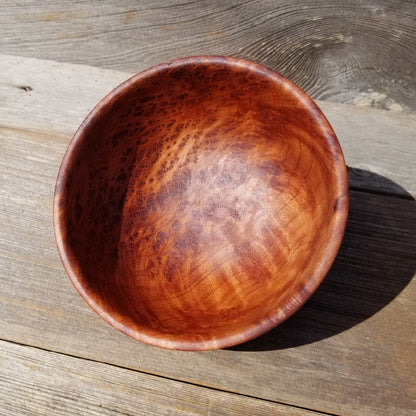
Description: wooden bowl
xmin=53 ymin=56 xmax=349 ymax=350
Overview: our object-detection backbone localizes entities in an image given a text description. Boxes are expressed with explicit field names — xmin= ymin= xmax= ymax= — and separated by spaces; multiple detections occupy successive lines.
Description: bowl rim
xmin=53 ymin=55 xmax=349 ymax=351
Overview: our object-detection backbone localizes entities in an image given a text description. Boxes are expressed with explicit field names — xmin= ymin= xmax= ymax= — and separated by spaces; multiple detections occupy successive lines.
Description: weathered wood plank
xmin=0 ymin=340 xmax=317 ymax=416
xmin=1 ymin=54 xmax=415 ymax=197
xmin=0 ymin=126 xmax=415 ymax=415
xmin=1 ymin=0 xmax=415 ymax=112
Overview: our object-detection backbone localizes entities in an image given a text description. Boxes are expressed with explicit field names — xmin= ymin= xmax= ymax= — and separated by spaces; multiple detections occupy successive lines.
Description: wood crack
xmin=0 ymin=338 xmax=336 ymax=415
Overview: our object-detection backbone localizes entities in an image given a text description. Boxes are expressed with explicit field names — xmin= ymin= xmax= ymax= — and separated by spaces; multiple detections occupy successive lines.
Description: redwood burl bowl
xmin=53 ymin=56 xmax=348 ymax=350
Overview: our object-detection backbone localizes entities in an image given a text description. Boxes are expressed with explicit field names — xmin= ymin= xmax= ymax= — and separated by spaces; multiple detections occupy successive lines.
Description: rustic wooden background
xmin=1 ymin=1 xmax=415 ymax=415
xmin=1 ymin=0 xmax=415 ymax=113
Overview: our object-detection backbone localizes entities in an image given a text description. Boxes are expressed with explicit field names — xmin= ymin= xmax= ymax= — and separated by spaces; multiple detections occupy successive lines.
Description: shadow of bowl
xmin=230 ymin=169 xmax=416 ymax=351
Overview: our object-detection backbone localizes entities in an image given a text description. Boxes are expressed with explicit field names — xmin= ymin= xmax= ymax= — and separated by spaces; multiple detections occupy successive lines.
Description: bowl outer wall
xmin=53 ymin=56 xmax=349 ymax=350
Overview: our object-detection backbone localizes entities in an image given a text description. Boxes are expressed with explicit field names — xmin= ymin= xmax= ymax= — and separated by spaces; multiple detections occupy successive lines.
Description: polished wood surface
xmin=53 ymin=56 xmax=348 ymax=350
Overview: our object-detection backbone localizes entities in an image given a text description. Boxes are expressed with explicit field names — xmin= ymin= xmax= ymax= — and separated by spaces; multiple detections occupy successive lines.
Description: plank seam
xmin=1 ymin=122 xmax=413 ymax=203
xmin=349 ymin=185 xmax=414 ymax=201
xmin=0 ymin=338 xmax=340 ymax=416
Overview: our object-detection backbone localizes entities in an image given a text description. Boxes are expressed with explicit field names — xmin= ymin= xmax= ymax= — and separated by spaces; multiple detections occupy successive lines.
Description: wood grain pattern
xmin=1 ymin=0 xmax=415 ymax=112
xmin=0 ymin=55 xmax=415 ymax=414
xmin=0 ymin=0 xmax=415 ymax=411
xmin=0 ymin=340 xmax=317 ymax=416
xmin=0 ymin=126 xmax=414 ymax=414
xmin=1 ymin=54 xmax=415 ymax=198
xmin=53 ymin=56 xmax=348 ymax=350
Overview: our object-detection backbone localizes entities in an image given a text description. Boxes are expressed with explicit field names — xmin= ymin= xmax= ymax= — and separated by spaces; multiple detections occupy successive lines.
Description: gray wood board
xmin=0 ymin=124 xmax=415 ymax=415
xmin=1 ymin=0 xmax=415 ymax=112
xmin=1 ymin=54 xmax=415 ymax=198
xmin=0 ymin=340 xmax=317 ymax=416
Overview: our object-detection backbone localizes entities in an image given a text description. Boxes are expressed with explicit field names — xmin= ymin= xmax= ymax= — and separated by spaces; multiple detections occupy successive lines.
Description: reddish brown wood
xmin=53 ymin=56 xmax=348 ymax=350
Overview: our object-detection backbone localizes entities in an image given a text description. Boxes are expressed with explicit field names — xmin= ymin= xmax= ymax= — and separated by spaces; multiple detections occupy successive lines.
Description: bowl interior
xmin=54 ymin=57 xmax=348 ymax=350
